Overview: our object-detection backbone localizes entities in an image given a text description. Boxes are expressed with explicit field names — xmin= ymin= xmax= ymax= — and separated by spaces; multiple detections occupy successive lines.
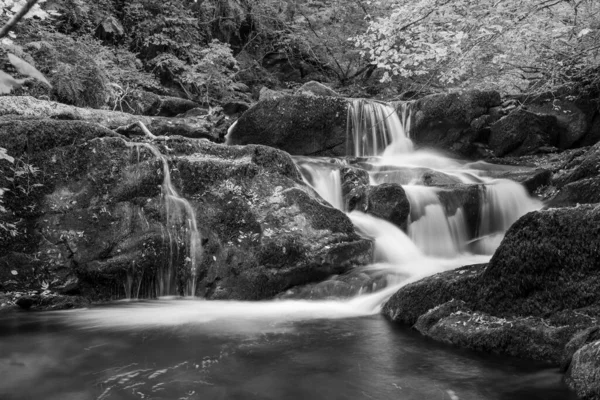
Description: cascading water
xmin=347 ymin=99 xmax=413 ymax=157
xmin=296 ymin=159 xmax=345 ymax=211
xmin=296 ymin=98 xmax=543 ymax=294
xmin=126 ymin=141 xmax=202 ymax=297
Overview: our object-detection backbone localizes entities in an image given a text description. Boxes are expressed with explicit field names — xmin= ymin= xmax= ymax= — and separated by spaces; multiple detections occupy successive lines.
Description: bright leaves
xmin=354 ymin=0 xmax=600 ymax=93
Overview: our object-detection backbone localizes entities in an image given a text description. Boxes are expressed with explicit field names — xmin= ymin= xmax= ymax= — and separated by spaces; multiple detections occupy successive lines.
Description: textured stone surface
xmin=228 ymin=95 xmax=349 ymax=156
xmin=0 ymin=127 xmax=372 ymax=302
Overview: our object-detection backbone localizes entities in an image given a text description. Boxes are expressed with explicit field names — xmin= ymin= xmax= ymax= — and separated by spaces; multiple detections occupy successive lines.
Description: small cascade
xmin=349 ymin=211 xmax=422 ymax=265
xmin=347 ymin=99 xmax=413 ymax=157
xmin=295 ymin=158 xmax=345 ymax=210
xmin=474 ymin=179 xmax=543 ymax=254
xmin=126 ymin=141 xmax=203 ymax=297
xmin=403 ymin=185 xmax=466 ymax=257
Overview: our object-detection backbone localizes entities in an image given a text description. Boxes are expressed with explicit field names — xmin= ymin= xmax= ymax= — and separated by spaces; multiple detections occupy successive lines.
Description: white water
xmin=97 ymin=99 xmax=541 ymax=322
xmin=347 ymin=99 xmax=414 ymax=156
xmin=126 ymin=141 xmax=203 ymax=297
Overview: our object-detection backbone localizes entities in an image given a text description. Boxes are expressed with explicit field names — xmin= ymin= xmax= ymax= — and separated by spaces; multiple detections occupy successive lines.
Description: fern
xmin=51 ymin=62 xmax=84 ymax=106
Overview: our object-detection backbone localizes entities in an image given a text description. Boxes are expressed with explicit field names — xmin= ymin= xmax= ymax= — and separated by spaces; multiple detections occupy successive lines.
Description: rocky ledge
xmin=0 ymin=117 xmax=372 ymax=308
xmin=383 ymin=205 xmax=600 ymax=399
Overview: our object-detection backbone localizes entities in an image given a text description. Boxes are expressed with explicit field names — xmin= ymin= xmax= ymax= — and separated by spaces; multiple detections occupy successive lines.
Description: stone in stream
xmin=383 ymin=205 xmax=600 ymax=365
xmin=365 ymin=183 xmax=411 ymax=232
xmin=0 ymin=126 xmax=372 ymax=303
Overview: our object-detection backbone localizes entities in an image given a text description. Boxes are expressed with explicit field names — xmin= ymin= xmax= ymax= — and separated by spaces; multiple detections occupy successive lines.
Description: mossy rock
xmin=227 ymin=95 xmax=349 ymax=156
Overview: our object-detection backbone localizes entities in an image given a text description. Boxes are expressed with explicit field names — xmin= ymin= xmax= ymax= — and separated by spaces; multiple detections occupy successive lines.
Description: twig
xmin=0 ymin=0 xmax=39 ymax=39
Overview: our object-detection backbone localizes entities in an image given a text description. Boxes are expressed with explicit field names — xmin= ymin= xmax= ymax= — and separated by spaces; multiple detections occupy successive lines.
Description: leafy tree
xmin=354 ymin=0 xmax=600 ymax=95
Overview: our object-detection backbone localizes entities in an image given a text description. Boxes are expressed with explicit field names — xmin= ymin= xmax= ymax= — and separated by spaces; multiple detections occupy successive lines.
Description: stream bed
xmin=0 ymin=299 xmax=576 ymax=400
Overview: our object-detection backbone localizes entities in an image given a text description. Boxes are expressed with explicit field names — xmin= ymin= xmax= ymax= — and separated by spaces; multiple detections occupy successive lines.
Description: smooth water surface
xmin=0 ymin=299 xmax=575 ymax=400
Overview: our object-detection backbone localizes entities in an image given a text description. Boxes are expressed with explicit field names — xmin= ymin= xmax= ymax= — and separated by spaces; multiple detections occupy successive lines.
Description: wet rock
xmin=365 ymin=183 xmax=410 ymax=232
xmin=296 ymin=81 xmax=340 ymax=97
xmin=228 ymin=95 xmax=348 ymax=157
xmin=566 ymin=340 xmax=600 ymax=399
xmin=478 ymin=205 xmax=600 ymax=317
xmin=1 ymin=126 xmax=372 ymax=301
xmin=489 ymin=109 xmax=561 ymax=156
xmin=382 ymin=264 xmax=486 ymax=326
xmin=415 ymin=300 xmax=574 ymax=364
xmin=340 ymin=166 xmax=369 ymax=212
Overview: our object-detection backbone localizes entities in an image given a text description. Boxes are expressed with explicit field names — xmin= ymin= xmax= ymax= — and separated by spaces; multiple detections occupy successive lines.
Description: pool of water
xmin=0 ymin=299 xmax=576 ymax=400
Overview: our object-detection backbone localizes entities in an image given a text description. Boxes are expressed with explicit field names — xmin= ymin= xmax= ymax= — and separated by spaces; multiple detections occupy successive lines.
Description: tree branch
xmin=0 ymin=0 xmax=39 ymax=39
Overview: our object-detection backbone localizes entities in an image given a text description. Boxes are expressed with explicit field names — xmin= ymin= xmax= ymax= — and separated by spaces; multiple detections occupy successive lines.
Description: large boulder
xmin=402 ymin=90 xmax=502 ymax=157
xmin=477 ymin=205 xmax=600 ymax=316
xmin=0 ymin=124 xmax=371 ymax=303
xmin=383 ymin=264 xmax=486 ymax=325
xmin=383 ymin=205 xmax=600 ymax=365
xmin=414 ymin=300 xmax=573 ymax=364
xmin=488 ymin=109 xmax=561 ymax=156
xmin=227 ymin=95 xmax=348 ymax=156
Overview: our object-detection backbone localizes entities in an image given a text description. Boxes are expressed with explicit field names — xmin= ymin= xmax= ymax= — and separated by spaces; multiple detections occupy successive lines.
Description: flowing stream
xmin=0 ymin=100 xmax=567 ymax=400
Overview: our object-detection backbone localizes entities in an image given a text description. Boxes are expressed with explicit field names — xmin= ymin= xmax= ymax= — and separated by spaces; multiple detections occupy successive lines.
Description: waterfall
xmin=403 ymin=185 xmax=466 ymax=257
xmin=296 ymin=98 xmax=542 ymax=283
xmin=473 ymin=179 xmax=543 ymax=254
xmin=347 ymin=99 xmax=413 ymax=157
xmin=295 ymin=158 xmax=345 ymax=211
xmin=126 ymin=141 xmax=203 ymax=297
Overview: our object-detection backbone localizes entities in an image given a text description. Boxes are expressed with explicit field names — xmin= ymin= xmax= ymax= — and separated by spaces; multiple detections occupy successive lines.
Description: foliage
xmin=0 ymin=149 xmax=43 ymax=237
xmin=354 ymin=0 xmax=600 ymax=95
xmin=123 ymin=0 xmax=205 ymax=61
xmin=24 ymin=33 xmax=159 ymax=107
xmin=149 ymin=40 xmax=239 ymax=102
xmin=238 ymin=0 xmax=380 ymax=84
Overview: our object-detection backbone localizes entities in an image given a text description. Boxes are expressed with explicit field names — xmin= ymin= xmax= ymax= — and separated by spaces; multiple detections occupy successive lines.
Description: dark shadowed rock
xmin=366 ymin=183 xmax=410 ymax=231
xmin=489 ymin=109 xmax=561 ymax=156
xmin=228 ymin=95 xmax=348 ymax=156
xmin=382 ymin=264 xmax=486 ymax=326
xmin=527 ymin=98 xmax=596 ymax=149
